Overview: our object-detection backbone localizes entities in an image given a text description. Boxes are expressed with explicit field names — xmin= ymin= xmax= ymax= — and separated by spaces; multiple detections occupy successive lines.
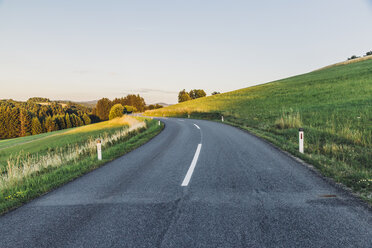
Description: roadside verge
xmin=0 ymin=118 xmax=164 ymax=215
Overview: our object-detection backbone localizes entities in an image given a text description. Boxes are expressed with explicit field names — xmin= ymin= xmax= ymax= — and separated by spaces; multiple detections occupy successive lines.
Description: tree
xmin=50 ymin=118 xmax=58 ymax=131
xmin=76 ymin=115 xmax=84 ymax=126
xmin=212 ymin=91 xmax=220 ymax=95
xmin=44 ymin=116 xmax=53 ymax=132
xmin=52 ymin=116 xmax=61 ymax=130
xmin=109 ymin=104 xmax=124 ymax=120
xmin=89 ymin=114 xmax=100 ymax=123
xmin=82 ymin=113 xmax=91 ymax=125
xmin=19 ymin=108 xmax=32 ymax=136
xmin=65 ymin=113 xmax=72 ymax=128
xmin=178 ymin=89 xmax=191 ymax=103
xmin=31 ymin=117 xmax=43 ymax=135
xmin=112 ymin=94 xmax=146 ymax=112
xmin=366 ymin=51 xmax=372 ymax=56
xmin=189 ymin=89 xmax=206 ymax=99
xmin=0 ymin=107 xmax=6 ymax=138
xmin=57 ymin=115 xmax=66 ymax=129
xmin=7 ymin=107 xmax=20 ymax=138
xmin=96 ymin=98 xmax=112 ymax=120
xmin=347 ymin=55 xmax=360 ymax=60
xmin=0 ymin=107 xmax=20 ymax=139
xmin=146 ymin=104 xmax=163 ymax=110
xmin=70 ymin=114 xmax=81 ymax=127
xmin=147 ymin=104 xmax=155 ymax=110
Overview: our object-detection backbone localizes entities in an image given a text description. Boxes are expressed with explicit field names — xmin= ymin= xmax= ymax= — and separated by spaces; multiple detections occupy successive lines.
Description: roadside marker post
xmin=188 ymin=114 xmax=190 ymax=118
xmin=221 ymin=116 xmax=224 ymax=122
xmin=96 ymin=139 xmax=102 ymax=160
xmin=299 ymin=128 xmax=304 ymax=153
xmin=158 ymin=120 xmax=160 ymax=126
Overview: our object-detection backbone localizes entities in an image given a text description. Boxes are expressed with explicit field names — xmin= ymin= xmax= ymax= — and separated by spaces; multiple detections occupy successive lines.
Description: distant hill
xmin=152 ymin=102 xmax=172 ymax=107
xmin=74 ymin=100 xmax=172 ymax=108
xmin=75 ymin=100 xmax=98 ymax=108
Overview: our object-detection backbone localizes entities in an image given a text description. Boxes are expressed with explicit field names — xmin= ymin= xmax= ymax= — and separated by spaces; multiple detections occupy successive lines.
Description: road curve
xmin=0 ymin=118 xmax=371 ymax=247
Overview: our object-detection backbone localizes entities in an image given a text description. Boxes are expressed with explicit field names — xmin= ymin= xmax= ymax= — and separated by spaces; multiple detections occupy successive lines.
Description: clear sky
xmin=0 ymin=0 xmax=371 ymax=104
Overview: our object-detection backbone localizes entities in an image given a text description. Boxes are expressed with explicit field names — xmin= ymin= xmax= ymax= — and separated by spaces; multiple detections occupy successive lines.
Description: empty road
xmin=0 ymin=118 xmax=371 ymax=247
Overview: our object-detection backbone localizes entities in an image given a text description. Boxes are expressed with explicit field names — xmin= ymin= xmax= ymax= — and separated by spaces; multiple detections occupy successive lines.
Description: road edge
xmin=190 ymin=118 xmax=372 ymax=211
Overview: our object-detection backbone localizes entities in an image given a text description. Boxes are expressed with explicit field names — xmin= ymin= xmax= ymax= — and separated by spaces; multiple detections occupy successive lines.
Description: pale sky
xmin=0 ymin=0 xmax=371 ymax=104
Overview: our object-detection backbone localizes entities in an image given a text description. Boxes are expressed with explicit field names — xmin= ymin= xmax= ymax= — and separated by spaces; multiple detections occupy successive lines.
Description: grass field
xmin=0 ymin=116 xmax=163 ymax=214
xmin=146 ymin=58 xmax=372 ymax=203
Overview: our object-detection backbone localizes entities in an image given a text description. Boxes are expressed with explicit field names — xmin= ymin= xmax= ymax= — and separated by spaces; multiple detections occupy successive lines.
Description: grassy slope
xmin=146 ymin=58 xmax=372 ymax=202
xmin=0 ymin=117 xmax=138 ymax=167
xmin=0 ymin=116 xmax=163 ymax=214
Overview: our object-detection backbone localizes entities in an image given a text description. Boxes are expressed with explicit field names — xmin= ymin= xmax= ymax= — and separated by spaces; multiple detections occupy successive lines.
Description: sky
xmin=0 ymin=0 xmax=371 ymax=104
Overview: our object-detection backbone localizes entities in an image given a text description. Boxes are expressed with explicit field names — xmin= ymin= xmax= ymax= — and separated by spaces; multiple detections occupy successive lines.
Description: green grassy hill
xmin=146 ymin=58 xmax=372 ymax=202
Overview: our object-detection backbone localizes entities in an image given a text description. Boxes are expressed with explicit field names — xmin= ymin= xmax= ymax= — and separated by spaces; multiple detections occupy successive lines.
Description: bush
xmin=124 ymin=105 xmax=137 ymax=114
xmin=347 ymin=55 xmax=360 ymax=60
xmin=109 ymin=104 xmax=124 ymax=120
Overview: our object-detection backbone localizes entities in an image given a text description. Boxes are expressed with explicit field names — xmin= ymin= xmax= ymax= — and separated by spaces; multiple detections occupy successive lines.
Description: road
xmin=0 ymin=118 xmax=371 ymax=247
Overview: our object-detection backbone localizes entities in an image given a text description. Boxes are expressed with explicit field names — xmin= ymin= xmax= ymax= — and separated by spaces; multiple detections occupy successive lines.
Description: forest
xmin=0 ymin=95 xmax=163 ymax=140
xmin=0 ymin=98 xmax=93 ymax=139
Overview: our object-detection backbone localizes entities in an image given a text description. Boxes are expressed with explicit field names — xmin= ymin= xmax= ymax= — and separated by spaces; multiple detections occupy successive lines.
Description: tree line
xmin=92 ymin=94 xmax=162 ymax=121
xmin=347 ymin=50 xmax=372 ymax=60
xmin=0 ymin=99 xmax=93 ymax=139
xmin=178 ymin=89 xmax=221 ymax=103
xmin=0 ymin=94 xmax=162 ymax=140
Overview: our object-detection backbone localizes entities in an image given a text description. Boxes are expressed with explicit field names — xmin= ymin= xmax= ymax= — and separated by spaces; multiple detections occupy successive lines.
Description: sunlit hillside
xmin=146 ymin=57 xmax=372 ymax=200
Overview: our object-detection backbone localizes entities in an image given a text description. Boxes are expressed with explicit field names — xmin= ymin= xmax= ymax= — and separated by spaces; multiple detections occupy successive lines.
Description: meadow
xmin=0 ymin=116 xmax=163 ymax=214
xmin=146 ymin=58 xmax=372 ymax=202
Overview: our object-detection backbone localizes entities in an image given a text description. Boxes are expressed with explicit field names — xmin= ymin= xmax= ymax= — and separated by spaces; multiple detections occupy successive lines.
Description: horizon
xmin=1 ymin=0 xmax=372 ymax=104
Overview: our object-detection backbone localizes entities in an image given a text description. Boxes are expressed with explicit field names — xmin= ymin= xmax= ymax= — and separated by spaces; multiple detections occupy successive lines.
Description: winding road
xmin=1 ymin=118 xmax=371 ymax=247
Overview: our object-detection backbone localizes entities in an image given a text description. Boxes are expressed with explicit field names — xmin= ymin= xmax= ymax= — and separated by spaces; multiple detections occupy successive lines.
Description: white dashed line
xmin=181 ymin=144 xmax=202 ymax=186
xmin=193 ymin=124 xmax=200 ymax=129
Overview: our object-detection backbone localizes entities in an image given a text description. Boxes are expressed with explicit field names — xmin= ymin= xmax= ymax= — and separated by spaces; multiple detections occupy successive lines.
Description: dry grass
xmin=0 ymin=117 xmax=146 ymax=191
xmin=316 ymin=55 xmax=372 ymax=71
xmin=67 ymin=115 xmax=141 ymax=134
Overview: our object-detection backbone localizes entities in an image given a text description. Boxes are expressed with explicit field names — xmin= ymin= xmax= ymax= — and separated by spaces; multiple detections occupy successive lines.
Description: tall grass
xmin=0 ymin=116 xmax=163 ymax=214
xmin=0 ymin=121 xmax=145 ymax=190
xmin=275 ymin=110 xmax=302 ymax=129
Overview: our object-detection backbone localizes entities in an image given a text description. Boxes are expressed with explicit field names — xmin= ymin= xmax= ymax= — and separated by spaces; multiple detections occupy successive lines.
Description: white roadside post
xmin=299 ymin=128 xmax=304 ymax=153
xmin=221 ymin=116 xmax=224 ymax=122
xmin=96 ymin=139 xmax=102 ymax=160
xmin=158 ymin=120 xmax=160 ymax=126
xmin=188 ymin=114 xmax=190 ymax=118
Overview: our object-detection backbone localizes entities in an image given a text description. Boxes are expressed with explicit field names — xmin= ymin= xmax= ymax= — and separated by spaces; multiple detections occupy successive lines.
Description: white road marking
xmin=193 ymin=124 xmax=200 ymax=129
xmin=181 ymin=144 xmax=202 ymax=186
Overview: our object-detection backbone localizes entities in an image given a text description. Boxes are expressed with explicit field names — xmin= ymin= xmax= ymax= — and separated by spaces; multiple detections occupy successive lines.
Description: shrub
xmin=109 ymin=104 xmax=124 ymax=120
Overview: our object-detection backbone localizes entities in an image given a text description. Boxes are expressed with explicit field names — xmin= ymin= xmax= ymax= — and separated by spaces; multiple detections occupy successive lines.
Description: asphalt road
xmin=1 ymin=118 xmax=371 ymax=248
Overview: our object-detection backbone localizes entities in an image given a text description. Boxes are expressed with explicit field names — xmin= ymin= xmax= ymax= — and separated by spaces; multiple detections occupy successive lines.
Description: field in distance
xmin=146 ymin=57 xmax=372 ymax=203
